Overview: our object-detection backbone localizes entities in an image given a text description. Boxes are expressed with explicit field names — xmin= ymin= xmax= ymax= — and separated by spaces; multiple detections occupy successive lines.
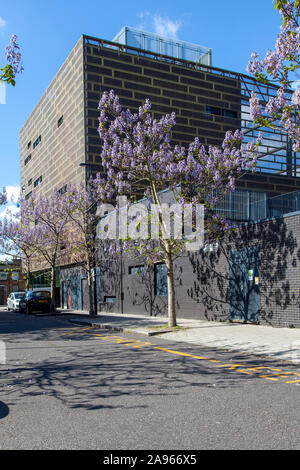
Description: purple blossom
xmin=5 ymin=35 xmax=23 ymax=75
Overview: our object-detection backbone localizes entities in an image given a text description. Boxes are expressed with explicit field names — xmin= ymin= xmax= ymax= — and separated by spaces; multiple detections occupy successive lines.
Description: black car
xmin=23 ymin=290 xmax=52 ymax=314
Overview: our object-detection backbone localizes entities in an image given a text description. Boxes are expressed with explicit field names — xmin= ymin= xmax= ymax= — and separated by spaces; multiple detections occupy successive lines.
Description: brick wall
xmin=97 ymin=213 xmax=300 ymax=327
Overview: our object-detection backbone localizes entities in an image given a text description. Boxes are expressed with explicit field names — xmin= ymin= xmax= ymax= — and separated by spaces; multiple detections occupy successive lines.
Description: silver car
xmin=7 ymin=292 xmax=26 ymax=312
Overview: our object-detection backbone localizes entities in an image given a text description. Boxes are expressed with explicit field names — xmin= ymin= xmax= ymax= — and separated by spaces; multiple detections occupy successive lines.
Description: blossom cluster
xmin=247 ymin=1 xmax=300 ymax=151
xmin=98 ymin=90 xmax=259 ymax=204
xmin=5 ymin=35 xmax=23 ymax=75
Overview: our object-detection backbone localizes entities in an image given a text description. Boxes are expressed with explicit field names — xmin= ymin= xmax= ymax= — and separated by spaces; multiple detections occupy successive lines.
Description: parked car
xmin=23 ymin=290 xmax=52 ymax=314
xmin=7 ymin=292 xmax=26 ymax=312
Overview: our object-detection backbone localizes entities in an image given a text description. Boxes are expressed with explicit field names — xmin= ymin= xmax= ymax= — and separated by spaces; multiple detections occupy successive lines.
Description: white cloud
xmin=0 ymin=204 xmax=19 ymax=219
xmin=5 ymin=185 xmax=20 ymax=204
xmin=135 ymin=12 xmax=182 ymax=40
xmin=0 ymin=16 xmax=7 ymax=29
xmin=0 ymin=186 xmax=20 ymax=221
xmin=152 ymin=15 xmax=182 ymax=39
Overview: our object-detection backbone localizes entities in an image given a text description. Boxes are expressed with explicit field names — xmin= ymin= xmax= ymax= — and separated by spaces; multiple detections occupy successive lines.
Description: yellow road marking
xmin=237 ymin=366 xmax=282 ymax=377
xmin=154 ymin=347 xmax=212 ymax=361
xmin=64 ymin=327 xmax=299 ymax=385
xmin=62 ymin=327 xmax=94 ymax=336
xmin=216 ymin=363 xmax=244 ymax=370
xmin=95 ymin=334 xmax=153 ymax=348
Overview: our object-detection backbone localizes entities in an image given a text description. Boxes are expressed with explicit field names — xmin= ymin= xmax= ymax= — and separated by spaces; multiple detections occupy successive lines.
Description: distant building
xmin=0 ymin=259 xmax=26 ymax=305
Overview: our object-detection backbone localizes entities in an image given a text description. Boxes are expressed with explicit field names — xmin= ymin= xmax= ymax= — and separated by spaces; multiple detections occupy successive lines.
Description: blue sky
xmin=0 ymin=0 xmax=282 ymax=207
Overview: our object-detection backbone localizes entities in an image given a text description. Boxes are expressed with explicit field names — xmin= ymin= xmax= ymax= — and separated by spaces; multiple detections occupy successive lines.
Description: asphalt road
xmin=0 ymin=310 xmax=299 ymax=450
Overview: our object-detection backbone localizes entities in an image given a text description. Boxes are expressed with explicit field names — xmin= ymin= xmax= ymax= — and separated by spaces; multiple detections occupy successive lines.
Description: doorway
xmin=229 ymin=246 xmax=260 ymax=322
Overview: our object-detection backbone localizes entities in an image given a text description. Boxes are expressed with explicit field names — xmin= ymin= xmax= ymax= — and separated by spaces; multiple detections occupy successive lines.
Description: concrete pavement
xmin=57 ymin=309 xmax=300 ymax=364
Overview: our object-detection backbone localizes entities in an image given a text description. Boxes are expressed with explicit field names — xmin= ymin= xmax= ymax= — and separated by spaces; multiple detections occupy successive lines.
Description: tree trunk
xmin=50 ymin=266 xmax=56 ymax=312
xmin=165 ymin=251 xmax=177 ymax=328
xmin=87 ymin=265 xmax=95 ymax=317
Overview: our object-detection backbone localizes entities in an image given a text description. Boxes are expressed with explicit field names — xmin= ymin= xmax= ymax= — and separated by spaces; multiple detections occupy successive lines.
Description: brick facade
xmin=0 ymin=260 xmax=26 ymax=305
xmin=94 ymin=213 xmax=300 ymax=328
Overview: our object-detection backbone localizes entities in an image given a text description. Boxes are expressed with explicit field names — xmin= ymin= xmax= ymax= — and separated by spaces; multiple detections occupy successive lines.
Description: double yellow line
xmin=61 ymin=327 xmax=300 ymax=384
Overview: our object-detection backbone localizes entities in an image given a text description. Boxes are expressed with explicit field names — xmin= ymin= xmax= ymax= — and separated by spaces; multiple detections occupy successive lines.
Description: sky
xmin=0 ymin=0 xmax=283 ymax=214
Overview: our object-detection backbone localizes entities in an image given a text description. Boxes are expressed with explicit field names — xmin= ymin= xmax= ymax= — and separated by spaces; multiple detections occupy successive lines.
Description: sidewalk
xmin=59 ymin=309 xmax=300 ymax=364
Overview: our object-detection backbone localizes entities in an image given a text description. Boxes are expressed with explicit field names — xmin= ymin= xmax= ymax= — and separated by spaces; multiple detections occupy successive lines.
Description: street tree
xmin=97 ymin=90 xmax=261 ymax=327
xmin=0 ymin=217 xmax=38 ymax=289
xmin=63 ymin=179 xmax=112 ymax=317
xmin=21 ymin=191 xmax=73 ymax=311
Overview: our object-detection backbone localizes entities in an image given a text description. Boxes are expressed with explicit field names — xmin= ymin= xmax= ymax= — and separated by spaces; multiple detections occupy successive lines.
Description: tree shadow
xmin=2 ymin=326 xmax=298 ymax=412
xmin=0 ymin=401 xmax=9 ymax=419
xmin=187 ymin=217 xmax=300 ymax=326
xmin=125 ymin=264 xmax=168 ymax=317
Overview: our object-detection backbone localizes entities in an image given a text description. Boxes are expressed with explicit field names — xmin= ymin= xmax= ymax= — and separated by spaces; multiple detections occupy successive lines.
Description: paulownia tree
xmin=20 ymin=191 xmax=73 ymax=311
xmin=0 ymin=216 xmax=38 ymax=290
xmin=247 ymin=0 xmax=300 ymax=150
xmin=97 ymin=90 xmax=261 ymax=327
xmin=63 ymin=179 xmax=113 ymax=317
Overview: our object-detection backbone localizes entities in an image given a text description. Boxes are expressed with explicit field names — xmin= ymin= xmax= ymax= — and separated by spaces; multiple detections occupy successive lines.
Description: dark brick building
xmin=82 ymin=205 xmax=299 ymax=328
xmin=20 ymin=29 xmax=300 ymax=326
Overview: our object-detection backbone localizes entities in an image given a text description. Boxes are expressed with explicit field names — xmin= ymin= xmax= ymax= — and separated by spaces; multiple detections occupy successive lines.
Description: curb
xmin=67 ymin=318 xmax=173 ymax=336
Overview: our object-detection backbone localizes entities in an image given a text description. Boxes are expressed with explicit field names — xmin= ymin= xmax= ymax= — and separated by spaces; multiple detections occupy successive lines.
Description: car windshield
xmin=14 ymin=293 xmax=25 ymax=299
xmin=34 ymin=291 xmax=51 ymax=298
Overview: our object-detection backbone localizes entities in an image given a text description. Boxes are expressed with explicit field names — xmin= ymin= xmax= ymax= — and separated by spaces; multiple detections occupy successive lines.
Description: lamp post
xmin=79 ymin=162 xmax=98 ymax=317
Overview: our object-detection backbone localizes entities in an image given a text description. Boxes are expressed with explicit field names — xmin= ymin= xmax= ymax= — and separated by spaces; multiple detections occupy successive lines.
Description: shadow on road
xmin=0 ymin=401 xmax=9 ymax=419
xmin=1 ymin=311 xmax=299 ymax=413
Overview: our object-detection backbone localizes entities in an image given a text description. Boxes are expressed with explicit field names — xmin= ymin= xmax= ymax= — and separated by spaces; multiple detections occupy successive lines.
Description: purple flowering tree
xmin=0 ymin=216 xmax=38 ymax=290
xmin=0 ymin=34 xmax=23 ymax=87
xmin=247 ymin=1 xmax=300 ymax=151
xmin=20 ymin=191 xmax=74 ymax=311
xmin=97 ymin=90 xmax=260 ymax=327
xmin=62 ymin=180 xmax=113 ymax=317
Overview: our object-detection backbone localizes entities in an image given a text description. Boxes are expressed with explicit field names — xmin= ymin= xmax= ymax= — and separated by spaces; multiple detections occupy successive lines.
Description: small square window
xmin=58 ymin=184 xmax=67 ymax=195
xmin=58 ymin=116 xmax=64 ymax=128
xmin=24 ymin=154 xmax=31 ymax=166
xmin=129 ymin=265 xmax=145 ymax=275
xmin=34 ymin=176 xmax=43 ymax=187
xmin=33 ymin=136 xmax=41 ymax=149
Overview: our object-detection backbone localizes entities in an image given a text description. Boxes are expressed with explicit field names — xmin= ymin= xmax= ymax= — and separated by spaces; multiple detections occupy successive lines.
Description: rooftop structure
xmin=112 ymin=26 xmax=212 ymax=66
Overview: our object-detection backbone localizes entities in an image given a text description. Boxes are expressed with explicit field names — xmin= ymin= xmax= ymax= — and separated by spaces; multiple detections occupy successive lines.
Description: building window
xmin=57 ymin=115 xmax=64 ymax=128
xmin=206 ymin=105 xmax=237 ymax=119
xmin=28 ymin=178 xmax=32 ymax=186
xmin=0 ymin=272 xmax=8 ymax=281
xmin=154 ymin=263 xmax=168 ymax=297
xmin=104 ymin=296 xmax=116 ymax=303
xmin=34 ymin=176 xmax=43 ymax=187
xmin=12 ymin=272 xmax=19 ymax=281
xmin=33 ymin=135 xmax=41 ymax=149
xmin=25 ymin=191 xmax=32 ymax=200
xmin=129 ymin=265 xmax=145 ymax=275
xmin=58 ymin=184 xmax=67 ymax=195
xmin=24 ymin=154 xmax=31 ymax=166
xmin=27 ymin=141 xmax=31 ymax=149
